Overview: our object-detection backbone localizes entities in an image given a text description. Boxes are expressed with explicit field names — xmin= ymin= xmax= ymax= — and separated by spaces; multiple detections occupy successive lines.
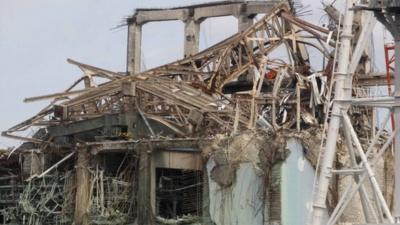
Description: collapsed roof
xmin=4 ymin=3 xmax=335 ymax=145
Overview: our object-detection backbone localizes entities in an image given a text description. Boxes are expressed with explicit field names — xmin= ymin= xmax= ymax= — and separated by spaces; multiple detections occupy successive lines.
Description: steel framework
xmin=3 ymin=1 xmax=399 ymax=224
xmin=2 ymin=3 xmax=333 ymax=143
xmin=310 ymin=0 xmax=400 ymax=224
xmin=384 ymin=43 xmax=396 ymax=137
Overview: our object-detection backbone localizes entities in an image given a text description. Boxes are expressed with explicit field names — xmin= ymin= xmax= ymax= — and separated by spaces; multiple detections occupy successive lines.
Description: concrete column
xmin=127 ymin=22 xmax=142 ymax=75
xmin=74 ymin=148 xmax=90 ymax=225
xmin=238 ymin=14 xmax=253 ymax=32
xmin=184 ymin=18 xmax=200 ymax=58
xmin=202 ymin=166 xmax=213 ymax=225
xmin=151 ymin=154 xmax=156 ymax=215
xmin=237 ymin=3 xmax=253 ymax=32
xmin=374 ymin=12 xmax=400 ymax=221
xmin=237 ymin=12 xmax=254 ymax=81
xmin=137 ymin=149 xmax=153 ymax=224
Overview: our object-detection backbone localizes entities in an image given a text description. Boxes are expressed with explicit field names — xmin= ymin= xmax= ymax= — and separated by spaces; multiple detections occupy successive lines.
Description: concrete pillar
xmin=238 ymin=14 xmax=253 ymax=32
xmin=237 ymin=10 xmax=254 ymax=81
xmin=74 ymin=147 xmax=90 ymax=225
xmin=127 ymin=22 xmax=142 ymax=75
xmin=202 ymin=166 xmax=213 ymax=225
xmin=237 ymin=3 xmax=254 ymax=32
xmin=184 ymin=18 xmax=200 ymax=58
xmin=137 ymin=149 xmax=153 ymax=224
xmin=151 ymin=154 xmax=156 ymax=215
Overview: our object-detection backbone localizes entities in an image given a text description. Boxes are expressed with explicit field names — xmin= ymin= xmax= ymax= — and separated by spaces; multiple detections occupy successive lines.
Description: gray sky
xmin=0 ymin=0 xmax=389 ymax=148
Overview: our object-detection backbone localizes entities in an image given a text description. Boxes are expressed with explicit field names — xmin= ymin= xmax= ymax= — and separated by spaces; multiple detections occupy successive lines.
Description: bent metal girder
xmin=3 ymin=3 xmax=333 ymax=142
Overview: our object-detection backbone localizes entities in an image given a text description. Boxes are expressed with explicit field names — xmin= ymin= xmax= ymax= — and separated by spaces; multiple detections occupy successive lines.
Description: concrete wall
xmin=281 ymin=138 xmax=328 ymax=225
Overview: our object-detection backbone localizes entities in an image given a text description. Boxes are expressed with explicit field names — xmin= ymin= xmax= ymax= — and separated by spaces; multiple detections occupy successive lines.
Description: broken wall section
xmin=203 ymin=130 xmax=284 ymax=225
xmin=202 ymin=129 xmax=329 ymax=225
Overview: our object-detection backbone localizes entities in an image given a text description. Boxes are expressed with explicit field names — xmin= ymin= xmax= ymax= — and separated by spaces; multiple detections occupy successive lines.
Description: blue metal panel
xmin=281 ymin=138 xmax=328 ymax=225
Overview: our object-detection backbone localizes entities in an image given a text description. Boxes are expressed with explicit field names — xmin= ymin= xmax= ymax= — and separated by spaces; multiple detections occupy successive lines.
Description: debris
xmin=0 ymin=1 xmax=395 ymax=225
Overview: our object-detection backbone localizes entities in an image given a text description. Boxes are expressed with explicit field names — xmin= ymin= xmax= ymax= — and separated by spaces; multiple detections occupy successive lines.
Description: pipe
xmin=393 ymin=32 xmax=400 ymax=221
xmin=342 ymin=113 xmax=394 ymax=223
xmin=310 ymin=1 xmax=355 ymax=224
xmin=26 ymin=152 xmax=75 ymax=181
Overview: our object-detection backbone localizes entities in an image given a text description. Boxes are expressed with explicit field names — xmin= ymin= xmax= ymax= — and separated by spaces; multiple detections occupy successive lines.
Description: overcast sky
xmin=0 ymin=0 xmax=390 ymax=148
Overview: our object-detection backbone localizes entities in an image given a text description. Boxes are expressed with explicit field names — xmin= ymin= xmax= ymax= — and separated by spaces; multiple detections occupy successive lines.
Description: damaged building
xmin=0 ymin=1 xmax=399 ymax=225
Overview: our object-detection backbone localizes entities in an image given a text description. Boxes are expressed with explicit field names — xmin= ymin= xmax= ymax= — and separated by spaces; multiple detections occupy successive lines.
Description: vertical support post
xmin=311 ymin=1 xmax=355 ymax=225
xmin=184 ymin=17 xmax=200 ymax=58
xmin=237 ymin=5 xmax=254 ymax=82
xmin=202 ymin=167 xmax=213 ymax=225
xmin=75 ymin=147 xmax=90 ymax=225
xmin=127 ymin=22 xmax=142 ymax=75
xmin=150 ymin=153 xmax=156 ymax=215
xmin=394 ymin=31 xmax=400 ymax=221
xmin=137 ymin=149 xmax=152 ymax=224
xmin=238 ymin=14 xmax=253 ymax=32
xmin=237 ymin=12 xmax=253 ymax=66
xmin=296 ymin=84 xmax=301 ymax=132
xmin=375 ymin=11 xmax=400 ymax=221
xmin=11 ymin=177 xmax=15 ymax=203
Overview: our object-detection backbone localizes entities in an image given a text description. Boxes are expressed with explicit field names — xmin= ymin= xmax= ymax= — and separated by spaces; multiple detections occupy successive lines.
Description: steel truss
xmin=4 ymin=2 xmax=399 ymax=224
xmin=311 ymin=0 xmax=400 ymax=224
xmin=3 ymin=3 xmax=334 ymax=143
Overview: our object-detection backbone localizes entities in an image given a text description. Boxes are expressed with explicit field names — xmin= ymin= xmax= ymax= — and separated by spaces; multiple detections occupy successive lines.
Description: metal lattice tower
xmin=369 ymin=0 xmax=400 ymax=222
xmin=310 ymin=0 xmax=400 ymax=224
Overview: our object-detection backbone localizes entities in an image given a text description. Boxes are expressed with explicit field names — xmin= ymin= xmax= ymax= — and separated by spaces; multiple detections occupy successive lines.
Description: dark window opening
xmin=156 ymin=168 xmax=203 ymax=219
xmin=98 ymin=152 xmax=136 ymax=177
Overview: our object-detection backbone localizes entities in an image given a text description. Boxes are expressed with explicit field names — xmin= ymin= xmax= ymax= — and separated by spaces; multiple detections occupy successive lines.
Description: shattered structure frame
xmin=0 ymin=1 xmax=395 ymax=225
